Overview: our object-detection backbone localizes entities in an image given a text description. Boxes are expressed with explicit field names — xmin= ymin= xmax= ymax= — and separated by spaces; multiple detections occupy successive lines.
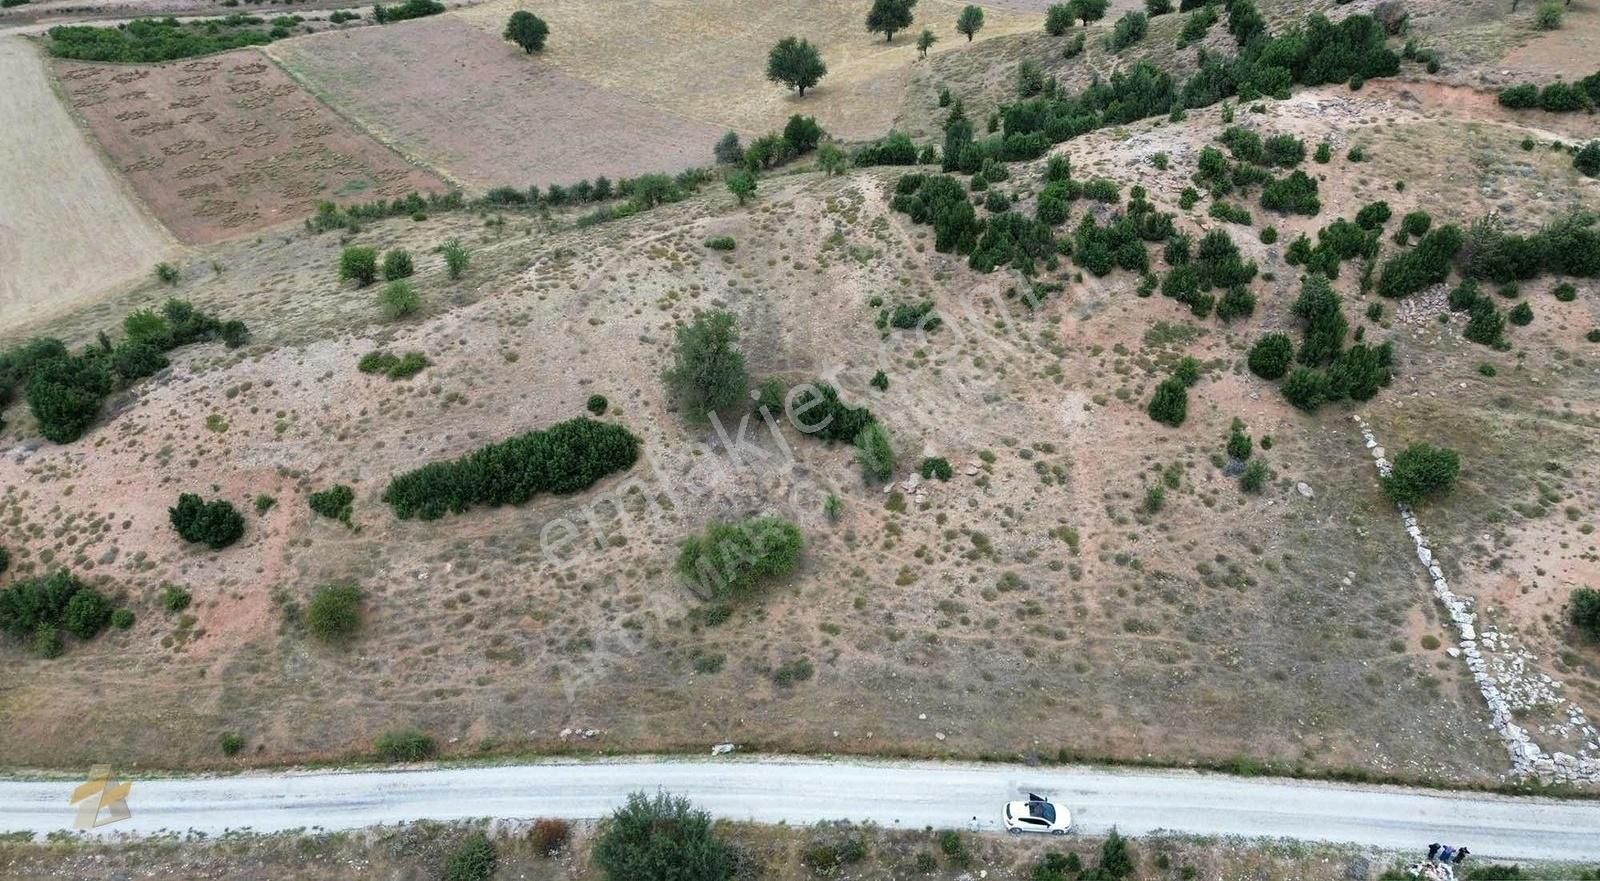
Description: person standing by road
xmin=1428 ymin=843 xmax=1442 ymax=861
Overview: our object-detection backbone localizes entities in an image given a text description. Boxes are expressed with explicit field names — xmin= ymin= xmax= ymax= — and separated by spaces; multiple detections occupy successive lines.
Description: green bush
xmin=1383 ymin=443 xmax=1460 ymax=504
xmin=1402 ymin=210 xmax=1432 ymax=237
xmin=1147 ymin=377 xmax=1188 ymax=426
xmin=1260 ymin=170 xmax=1320 ymax=215
xmin=1355 ymin=201 xmax=1392 ymax=229
xmin=169 ymin=494 xmax=245 ymax=550
xmin=1247 ymin=333 xmax=1294 ymax=379
xmin=1498 ymin=84 xmax=1539 ymax=109
xmin=441 ymin=240 xmax=470 ymax=279
xmin=154 ymin=262 xmax=180 ymax=284
xmin=0 ymin=570 xmax=113 ymax=656
xmin=220 ymin=733 xmax=246 ymax=756
xmin=1281 ymin=367 xmax=1331 ymax=411
xmin=358 ymin=350 xmax=429 ymax=379
xmin=306 ymin=582 xmax=362 ymax=642
xmin=381 ymin=249 xmax=414 ymax=281
xmin=46 ymin=18 xmax=278 ymax=63
xmin=1226 ymin=420 xmax=1252 ymax=461
xmin=1465 ymin=298 xmax=1507 ymax=347
xmin=1576 ymin=141 xmax=1600 ymax=178
xmin=308 ymin=484 xmax=354 ymax=524
xmin=920 ymin=457 xmax=954 ymax=480
xmin=1216 ymin=285 xmax=1256 ymax=322
xmin=1536 ymin=1 xmax=1563 ymax=30
xmin=1377 ymin=224 xmax=1462 ymax=298
xmin=1046 ymin=3 xmax=1073 ymax=35
xmin=594 ymin=792 xmax=731 ymax=881
xmin=705 ymin=236 xmax=737 ymax=250
xmin=801 ymin=822 xmax=870 ymax=872
xmin=379 ymin=280 xmax=420 ymax=319
xmin=1108 ymin=11 xmax=1148 ymax=51
xmin=374 ymin=728 xmax=437 ymax=762
xmin=1292 ymin=274 xmax=1348 ymax=366
xmin=663 ymin=310 xmax=749 ymax=421
xmin=1509 ymin=301 xmax=1534 ymax=326
xmin=445 ymin=832 xmax=498 ymax=881
xmin=789 ymin=382 xmax=877 ymax=442
xmin=1571 ymin=587 xmax=1600 ymax=640
xmin=373 ymin=0 xmax=444 ymax=23
xmin=1314 ymin=141 xmax=1332 ymax=163
xmin=586 ymin=394 xmax=609 ymax=415
xmin=160 ymin=584 xmax=192 ymax=613
xmin=854 ymin=421 xmax=896 ymax=482
xmin=339 ymin=246 xmax=379 ymax=286
xmin=383 ymin=417 xmax=640 ymax=520
xmin=1240 ymin=458 xmax=1269 ymax=492
xmin=1260 ymin=226 xmax=1278 ymax=244
xmin=676 ymin=517 xmax=803 ymax=601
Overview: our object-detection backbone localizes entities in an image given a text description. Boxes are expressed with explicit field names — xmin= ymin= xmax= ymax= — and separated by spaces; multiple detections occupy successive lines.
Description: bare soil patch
xmin=270 ymin=17 xmax=725 ymax=190
xmin=0 ymin=36 xmax=171 ymax=328
xmin=55 ymin=46 xmax=446 ymax=244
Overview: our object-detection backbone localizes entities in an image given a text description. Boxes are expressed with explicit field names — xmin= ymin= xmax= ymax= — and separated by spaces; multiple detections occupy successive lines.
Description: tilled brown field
xmin=55 ymin=47 xmax=446 ymax=243
xmin=271 ymin=17 xmax=727 ymax=191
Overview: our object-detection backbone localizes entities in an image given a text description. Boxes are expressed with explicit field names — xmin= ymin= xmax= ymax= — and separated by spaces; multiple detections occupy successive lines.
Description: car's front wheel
xmin=1050 ymin=829 xmax=1068 ymax=836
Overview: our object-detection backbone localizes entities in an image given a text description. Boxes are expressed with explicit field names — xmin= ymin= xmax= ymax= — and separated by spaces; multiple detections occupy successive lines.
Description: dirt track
xmin=0 ymin=36 xmax=171 ymax=329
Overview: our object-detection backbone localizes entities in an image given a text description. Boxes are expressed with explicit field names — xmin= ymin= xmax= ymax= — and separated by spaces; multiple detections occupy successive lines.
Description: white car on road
xmin=1003 ymin=794 xmax=1073 ymax=835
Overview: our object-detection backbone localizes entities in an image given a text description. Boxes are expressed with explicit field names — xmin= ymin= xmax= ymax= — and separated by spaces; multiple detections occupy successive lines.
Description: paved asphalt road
xmin=2 ymin=757 xmax=1598 ymax=861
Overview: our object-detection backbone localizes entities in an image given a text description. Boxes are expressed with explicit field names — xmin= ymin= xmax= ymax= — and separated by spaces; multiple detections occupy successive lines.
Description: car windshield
xmin=1027 ymin=801 xmax=1056 ymax=823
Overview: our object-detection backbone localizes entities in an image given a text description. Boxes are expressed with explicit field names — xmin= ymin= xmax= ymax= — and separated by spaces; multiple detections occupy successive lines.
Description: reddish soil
xmin=271 ymin=17 xmax=727 ymax=191
xmin=56 ymin=47 xmax=446 ymax=243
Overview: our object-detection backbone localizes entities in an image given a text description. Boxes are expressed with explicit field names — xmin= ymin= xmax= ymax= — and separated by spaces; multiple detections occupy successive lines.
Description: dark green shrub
xmin=1553 ymin=282 xmax=1576 ymax=302
xmin=381 ymin=249 xmax=414 ymax=281
xmin=789 ymin=382 xmax=876 ymax=442
xmin=383 ymin=418 xmax=640 ymax=520
xmin=1097 ymin=828 xmax=1136 ymax=879
xmin=870 ymin=370 xmax=889 ymax=391
xmin=154 ymin=262 xmax=180 ymax=284
xmin=62 ymin=590 xmax=112 ymax=639
xmin=1108 ymin=11 xmax=1148 ymax=51
xmin=33 ymin=626 xmax=62 ymax=658
xmin=1355 ymin=201 xmax=1392 ymax=229
xmin=1248 ymin=333 xmax=1294 ymax=379
xmin=1571 ymin=588 xmax=1600 ymax=640
xmin=1509 ymin=301 xmax=1534 ymax=325
xmin=1576 ymin=141 xmax=1600 ymax=178
xmin=1147 ymin=377 xmax=1188 ymax=426
xmin=1292 ymin=274 xmax=1348 ymax=366
xmin=1226 ymin=420 xmax=1252 ymax=460
xmin=587 ymin=394 xmax=609 ymax=415
xmin=1465 ymin=298 xmax=1507 ymax=346
xmin=1263 ymin=134 xmax=1305 ymax=167
xmin=379 ymin=280 xmax=420 ymax=319
xmin=220 ymin=733 xmax=246 ymax=756
xmin=445 ymin=832 xmax=498 ymax=881
xmin=920 ymin=457 xmax=954 ymax=480
xmin=1260 ymin=226 xmax=1277 ymax=244
xmin=308 ymin=484 xmax=354 ymax=524
xmin=594 ymin=792 xmax=731 ymax=881
xmin=1314 ymin=141 xmax=1332 ymax=163
xmin=169 ymin=494 xmax=245 ymax=550
xmin=1383 ymin=443 xmax=1459 ymax=504
xmin=306 ymin=582 xmax=362 ymax=642
xmin=1046 ymin=3 xmax=1073 ymax=35
xmin=1402 ymin=210 xmax=1432 ymax=237
xmin=374 ymin=728 xmax=437 ymax=762
xmin=160 ymin=584 xmax=192 ymax=613
xmin=1260 ymin=170 xmax=1320 ymax=215
xmin=800 ymin=822 xmax=869 ymax=873
xmin=339 ymin=246 xmax=378 ymax=286
xmin=676 ymin=517 xmax=803 ymax=601
xmin=1240 ymin=458 xmax=1269 ymax=492
xmin=1282 ymin=367 xmax=1331 ymax=411
xmin=1215 ymin=285 xmax=1256 ymax=322
xmin=0 ymin=570 xmax=112 ymax=655
xmin=705 ymin=236 xmax=737 ymax=250
xmin=1498 ymin=84 xmax=1539 ymax=109
xmin=441 ymin=240 xmax=470 ymax=278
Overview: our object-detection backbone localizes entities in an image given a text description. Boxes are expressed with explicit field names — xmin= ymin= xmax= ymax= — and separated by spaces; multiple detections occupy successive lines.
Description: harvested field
xmin=0 ymin=36 xmax=171 ymax=329
xmin=453 ymin=0 xmax=1040 ymax=140
xmin=270 ymin=16 xmax=725 ymax=190
xmin=54 ymin=47 xmax=446 ymax=244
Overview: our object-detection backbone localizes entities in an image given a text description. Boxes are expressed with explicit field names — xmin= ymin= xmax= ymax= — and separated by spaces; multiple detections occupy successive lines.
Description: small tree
xmin=916 ymin=27 xmax=937 ymax=58
xmin=817 ymin=142 xmax=848 ymax=175
xmin=662 ymin=310 xmax=749 ymax=422
xmin=956 ymin=4 xmax=985 ymax=40
xmin=1383 ymin=443 xmax=1460 ymax=505
xmin=767 ymin=36 xmax=828 ymax=97
xmin=338 ymin=246 xmax=378 ymax=286
xmin=713 ymin=131 xmax=744 ymax=165
xmin=726 ymin=170 xmax=757 ymax=205
xmin=504 ymin=10 xmax=549 ymax=52
xmin=594 ymin=792 xmax=733 ymax=881
xmin=1575 ymin=141 xmax=1600 ymax=178
xmin=445 ymin=832 xmax=498 ymax=881
xmin=867 ymin=0 xmax=916 ymax=42
xmin=1226 ymin=419 xmax=1252 ymax=461
xmin=306 ymin=581 xmax=363 ymax=642
xmin=1070 ymin=0 xmax=1109 ymax=26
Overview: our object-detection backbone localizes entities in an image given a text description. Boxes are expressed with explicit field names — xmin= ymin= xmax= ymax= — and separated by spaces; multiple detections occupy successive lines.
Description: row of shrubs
xmin=1497 ymin=70 xmax=1600 ymax=113
xmin=0 ymin=569 xmax=128 ymax=658
xmin=987 ymin=14 xmax=1399 ymax=158
xmin=0 ymin=300 xmax=247 ymax=443
xmin=1245 ymin=275 xmax=1394 ymax=412
xmin=381 ymin=417 xmax=640 ymax=520
xmin=46 ymin=17 xmax=276 ymax=62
